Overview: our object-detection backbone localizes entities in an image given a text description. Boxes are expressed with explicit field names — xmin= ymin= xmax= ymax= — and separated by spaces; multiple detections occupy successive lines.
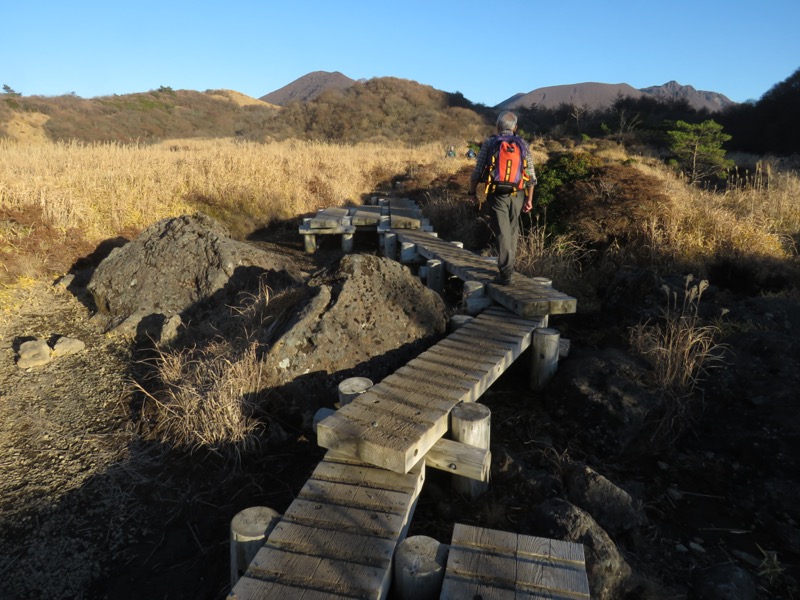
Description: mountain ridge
xmin=262 ymin=72 xmax=735 ymax=112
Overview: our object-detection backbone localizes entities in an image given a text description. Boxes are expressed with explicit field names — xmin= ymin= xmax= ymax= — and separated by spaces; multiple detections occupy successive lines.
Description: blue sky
xmin=2 ymin=0 xmax=798 ymax=107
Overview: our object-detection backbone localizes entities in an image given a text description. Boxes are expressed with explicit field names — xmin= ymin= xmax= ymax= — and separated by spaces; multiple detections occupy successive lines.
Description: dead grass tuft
xmin=135 ymin=341 xmax=265 ymax=458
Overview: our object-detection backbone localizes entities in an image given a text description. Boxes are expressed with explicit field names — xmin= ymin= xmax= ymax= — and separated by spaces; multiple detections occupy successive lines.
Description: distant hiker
xmin=446 ymin=145 xmax=456 ymax=158
xmin=466 ymin=147 xmax=477 ymax=159
xmin=468 ymin=110 xmax=536 ymax=285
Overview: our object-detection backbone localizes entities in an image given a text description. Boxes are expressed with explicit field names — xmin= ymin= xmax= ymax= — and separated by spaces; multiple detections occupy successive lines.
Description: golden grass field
xmin=1 ymin=136 xmax=798 ymax=292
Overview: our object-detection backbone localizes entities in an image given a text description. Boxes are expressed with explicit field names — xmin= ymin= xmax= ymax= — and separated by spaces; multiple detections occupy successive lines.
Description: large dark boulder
xmin=87 ymin=213 xmax=301 ymax=334
xmin=531 ymin=498 xmax=633 ymax=600
xmin=263 ymin=253 xmax=448 ymax=411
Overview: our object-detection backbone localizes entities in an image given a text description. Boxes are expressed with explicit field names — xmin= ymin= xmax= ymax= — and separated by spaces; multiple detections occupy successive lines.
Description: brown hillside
xmin=0 ymin=89 xmax=281 ymax=143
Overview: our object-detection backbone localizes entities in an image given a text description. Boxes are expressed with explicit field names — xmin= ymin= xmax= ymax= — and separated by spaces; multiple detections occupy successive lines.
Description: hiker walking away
xmin=468 ymin=111 xmax=536 ymax=285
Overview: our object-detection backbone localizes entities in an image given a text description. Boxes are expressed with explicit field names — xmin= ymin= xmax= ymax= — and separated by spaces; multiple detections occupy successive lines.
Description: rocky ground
xmin=1 ymin=220 xmax=799 ymax=599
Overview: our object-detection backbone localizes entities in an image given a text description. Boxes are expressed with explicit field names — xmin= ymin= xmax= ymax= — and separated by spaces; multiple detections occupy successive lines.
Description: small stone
xmin=52 ymin=336 xmax=86 ymax=357
xmin=17 ymin=339 xmax=52 ymax=369
xmin=689 ymin=541 xmax=706 ymax=553
xmin=675 ymin=543 xmax=689 ymax=553
xmin=667 ymin=487 xmax=684 ymax=501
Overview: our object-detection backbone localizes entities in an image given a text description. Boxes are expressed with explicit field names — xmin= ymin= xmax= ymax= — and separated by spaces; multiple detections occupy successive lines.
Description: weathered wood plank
xmin=282 ymin=498 xmax=408 ymax=539
xmin=351 ymin=206 xmax=383 ymax=226
xmin=316 ymin=400 xmax=448 ymax=474
xmin=228 ymin=576 xmax=355 ymax=599
xmin=299 ymin=479 xmax=417 ymax=514
xmin=265 ymin=521 xmax=395 ymax=568
xmin=246 ymin=548 xmax=387 ymax=599
xmin=309 ymin=207 xmax=350 ymax=228
xmin=440 ymin=524 xmax=591 ymax=600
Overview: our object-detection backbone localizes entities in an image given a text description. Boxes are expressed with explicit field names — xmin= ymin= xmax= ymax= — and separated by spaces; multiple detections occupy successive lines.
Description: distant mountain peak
xmin=497 ymin=81 xmax=735 ymax=112
xmin=259 ymin=71 xmax=356 ymax=106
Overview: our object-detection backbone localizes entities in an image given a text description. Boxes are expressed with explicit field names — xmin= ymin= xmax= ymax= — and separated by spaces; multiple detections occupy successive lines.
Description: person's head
xmin=496 ymin=111 xmax=518 ymax=132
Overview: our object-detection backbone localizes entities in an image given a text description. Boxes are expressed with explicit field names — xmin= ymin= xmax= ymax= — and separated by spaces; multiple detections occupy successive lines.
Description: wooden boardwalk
xmin=228 ymin=199 xmax=588 ymax=599
xmin=316 ymin=306 xmax=546 ymax=474
xmin=440 ymin=524 xmax=591 ymax=600
xmin=229 ymin=453 xmax=425 ymax=600
xmin=394 ymin=229 xmax=577 ymax=318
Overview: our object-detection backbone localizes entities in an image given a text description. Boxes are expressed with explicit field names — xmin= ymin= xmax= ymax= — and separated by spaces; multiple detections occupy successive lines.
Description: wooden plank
xmin=265 ymin=521 xmax=395 ymax=568
xmin=516 ymin=536 xmax=591 ymax=598
xmin=424 ymin=436 xmax=490 ymax=482
xmin=299 ymin=223 xmax=355 ymax=235
xmin=316 ymin=400 xmax=448 ymax=474
xmin=440 ymin=524 xmax=590 ymax=600
xmin=299 ymin=479 xmax=417 ymax=514
xmin=282 ymin=498 xmax=407 ymax=539
xmin=246 ymin=548 xmax=387 ymax=599
xmin=350 ymin=206 xmax=383 ymax=226
xmin=229 ymin=576 xmax=355 ymax=600
xmin=366 ymin=381 xmax=458 ymax=414
xmin=311 ymin=460 xmax=421 ymax=495
xmin=309 ymin=208 xmax=349 ymax=229
xmin=317 ymin=396 xmax=447 ymax=473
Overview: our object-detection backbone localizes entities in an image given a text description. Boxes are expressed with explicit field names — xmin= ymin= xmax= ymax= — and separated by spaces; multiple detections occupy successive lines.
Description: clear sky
xmin=2 ymin=0 xmax=798 ymax=107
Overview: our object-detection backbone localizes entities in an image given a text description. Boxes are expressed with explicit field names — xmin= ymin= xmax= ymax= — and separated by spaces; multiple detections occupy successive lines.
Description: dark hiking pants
xmin=487 ymin=190 xmax=523 ymax=278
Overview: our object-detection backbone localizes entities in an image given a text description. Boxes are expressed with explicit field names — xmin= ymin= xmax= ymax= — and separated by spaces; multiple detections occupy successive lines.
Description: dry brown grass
xmin=515 ymin=220 xmax=589 ymax=282
xmin=0 ymin=137 xmax=466 ymax=283
xmin=135 ymin=341 xmax=265 ymax=457
xmin=630 ymin=158 xmax=797 ymax=269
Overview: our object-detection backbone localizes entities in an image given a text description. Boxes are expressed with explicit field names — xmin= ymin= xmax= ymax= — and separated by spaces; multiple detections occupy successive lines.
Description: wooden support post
xmin=341 ymin=232 xmax=354 ymax=253
xmin=448 ymin=314 xmax=473 ymax=332
xmin=427 ymin=259 xmax=444 ymax=295
xmin=230 ymin=506 xmax=281 ymax=589
xmin=418 ymin=265 xmax=428 ymax=283
xmin=530 ymin=327 xmax=560 ymax=391
xmin=450 ymin=403 xmax=491 ymax=499
xmin=338 ymin=376 xmax=373 ymax=406
xmin=462 ymin=280 xmax=492 ymax=316
xmin=393 ymin=535 xmax=449 ymax=600
xmin=384 ymin=232 xmax=398 ymax=259
xmin=303 ymin=234 xmax=316 ymax=254
xmin=400 ymin=242 xmax=420 ymax=264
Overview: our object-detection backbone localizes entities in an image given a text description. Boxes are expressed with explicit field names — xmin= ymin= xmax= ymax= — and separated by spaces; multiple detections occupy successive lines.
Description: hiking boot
xmin=492 ymin=273 xmax=514 ymax=285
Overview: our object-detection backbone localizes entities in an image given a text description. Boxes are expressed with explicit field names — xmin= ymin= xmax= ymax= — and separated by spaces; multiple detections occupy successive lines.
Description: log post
xmin=393 ymin=535 xmax=449 ymax=600
xmin=426 ymin=259 xmax=444 ymax=295
xmin=530 ymin=327 xmax=560 ymax=391
xmin=450 ymin=403 xmax=491 ymax=499
xmin=462 ymin=280 xmax=492 ymax=315
xmin=338 ymin=376 xmax=373 ymax=406
xmin=341 ymin=233 xmax=354 ymax=253
xmin=384 ymin=232 xmax=398 ymax=259
xmin=448 ymin=314 xmax=473 ymax=332
xmin=401 ymin=242 xmax=420 ymax=264
xmin=303 ymin=234 xmax=316 ymax=254
xmin=230 ymin=506 xmax=281 ymax=588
